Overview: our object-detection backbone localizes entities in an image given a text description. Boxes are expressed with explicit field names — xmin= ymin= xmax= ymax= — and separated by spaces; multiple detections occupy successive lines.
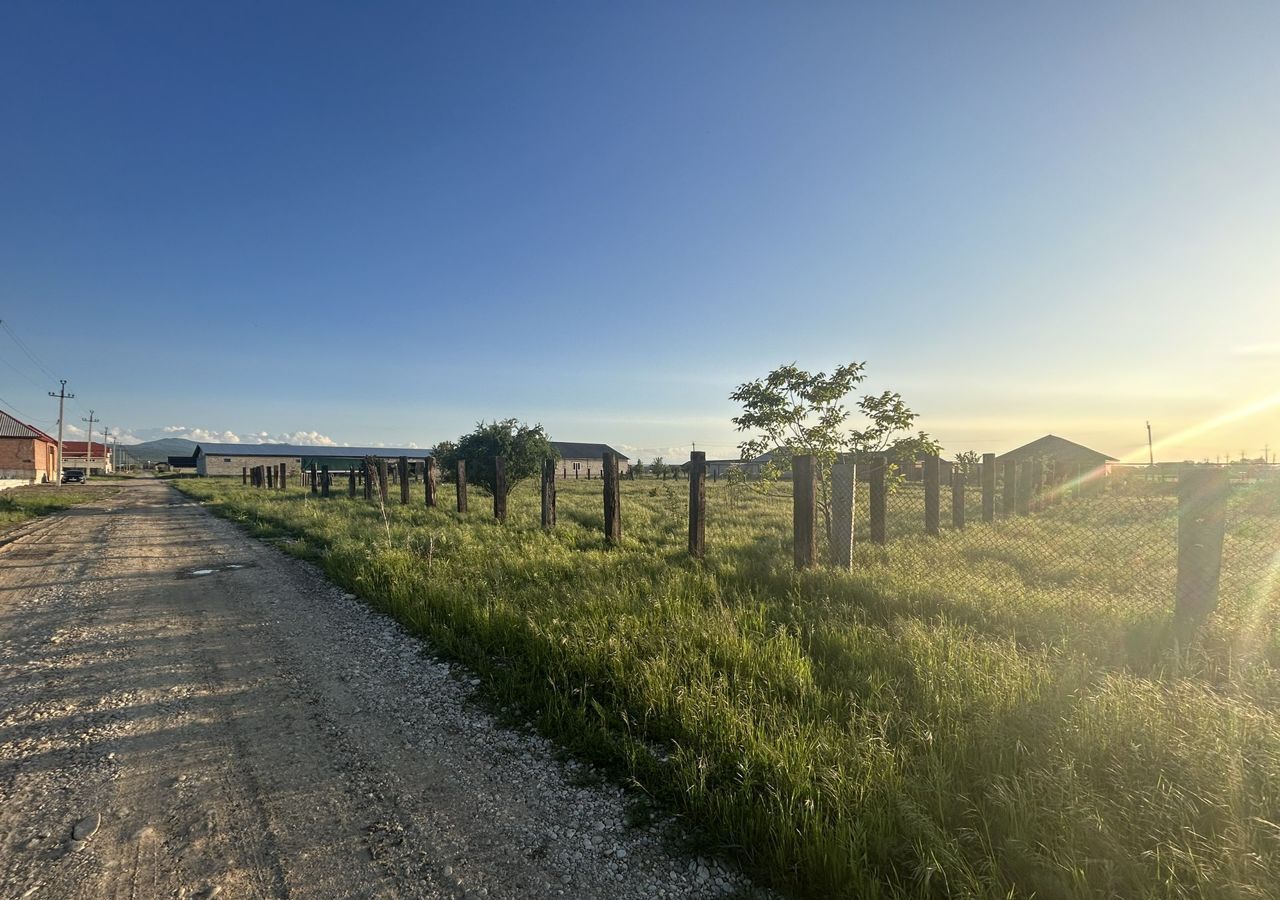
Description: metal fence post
xmin=603 ymin=451 xmax=621 ymax=545
xmin=831 ymin=460 xmax=855 ymax=569
xmin=870 ymin=455 xmax=888 ymax=545
xmin=981 ymin=453 xmax=995 ymax=522
xmin=541 ymin=457 xmax=556 ymax=529
xmin=793 ymin=454 xmax=817 ymax=568
xmin=494 ymin=456 xmax=507 ymax=523
xmin=924 ymin=455 xmax=941 ymax=536
xmin=688 ymin=451 xmax=706 ymax=559
xmin=1175 ymin=467 xmax=1229 ymax=627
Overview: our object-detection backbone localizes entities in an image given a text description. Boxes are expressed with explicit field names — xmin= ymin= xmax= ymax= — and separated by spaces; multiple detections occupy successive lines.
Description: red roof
xmin=62 ymin=441 xmax=111 ymax=456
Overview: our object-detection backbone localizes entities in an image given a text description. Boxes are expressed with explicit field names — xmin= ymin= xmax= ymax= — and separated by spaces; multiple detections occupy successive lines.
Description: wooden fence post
xmin=425 ymin=457 xmax=438 ymax=508
xmin=924 ymin=455 xmax=941 ymax=536
xmin=792 ymin=454 xmax=817 ymax=568
xmin=688 ymin=451 xmax=706 ymax=559
xmin=457 ymin=460 xmax=468 ymax=512
xmin=493 ymin=457 xmax=507 ymax=522
xmin=321 ymin=464 xmax=330 ymax=498
xmin=376 ymin=459 xmax=388 ymax=502
xmin=981 ymin=453 xmax=996 ymax=522
xmin=242 ymin=466 xmax=247 ymax=485
xmin=1003 ymin=460 xmax=1018 ymax=516
xmin=831 ymin=460 xmax=855 ymax=569
xmin=1175 ymin=467 xmax=1229 ymax=627
xmin=603 ymin=451 xmax=621 ymax=545
xmin=541 ymin=457 xmax=556 ymax=529
xmin=363 ymin=458 xmax=374 ymax=501
xmin=1016 ymin=461 xmax=1031 ymax=516
xmin=267 ymin=465 xmax=274 ymax=489
xmin=870 ymin=455 xmax=888 ymax=545
xmin=399 ymin=456 xmax=410 ymax=505
xmin=347 ymin=467 xmax=356 ymax=498
xmin=310 ymin=462 xmax=318 ymax=494
xmin=952 ymin=466 xmax=966 ymax=529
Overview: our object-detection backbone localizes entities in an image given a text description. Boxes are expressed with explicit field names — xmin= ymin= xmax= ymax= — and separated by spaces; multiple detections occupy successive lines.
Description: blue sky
xmin=2 ymin=2 xmax=1278 ymax=462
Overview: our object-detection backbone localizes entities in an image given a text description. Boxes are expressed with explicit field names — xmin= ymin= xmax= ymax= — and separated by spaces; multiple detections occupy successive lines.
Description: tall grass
xmin=177 ymin=476 xmax=1280 ymax=899
xmin=0 ymin=484 xmax=118 ymax=530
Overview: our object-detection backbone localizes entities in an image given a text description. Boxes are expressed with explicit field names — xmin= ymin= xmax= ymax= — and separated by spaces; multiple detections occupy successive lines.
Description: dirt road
xmin=0 ymin=480 xmax=754 ymax=899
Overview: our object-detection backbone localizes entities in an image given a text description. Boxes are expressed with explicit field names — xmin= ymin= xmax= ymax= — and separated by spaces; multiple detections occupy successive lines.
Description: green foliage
xmin=175 ymin=475 xmax=1280 ymax=900
xmin=650 ymin=457 xmax=667 ymax=479
xmin=954 ymin=449 xmax=981 ymax=473
xmin=435 ymin=419 xmax=557 ymax=497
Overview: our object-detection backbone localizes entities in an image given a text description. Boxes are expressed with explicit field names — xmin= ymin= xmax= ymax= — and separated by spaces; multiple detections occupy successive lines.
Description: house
xmin=550 ymin=442 xmax=630 ymax=479
xmin=192 ymin=442 xmax=428 ymax=478
xmin=0 ymin=410 xmax=59 ymax=489
xmin=62 ymin=441 xmax=114 ymax=475
xmin=995 ymin=435 xmax=1116 ymax=480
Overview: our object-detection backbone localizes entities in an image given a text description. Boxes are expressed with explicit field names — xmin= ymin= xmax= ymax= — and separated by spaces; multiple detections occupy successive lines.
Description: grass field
xmin=0 ymin=483 xmax=120 ymax=530
xmin=176 ymin=474 xmax=1280 ymax=899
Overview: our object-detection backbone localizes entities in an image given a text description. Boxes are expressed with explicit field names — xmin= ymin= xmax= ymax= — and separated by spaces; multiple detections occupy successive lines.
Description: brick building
xmin=0 ymin=410 xmax=59 ymax=489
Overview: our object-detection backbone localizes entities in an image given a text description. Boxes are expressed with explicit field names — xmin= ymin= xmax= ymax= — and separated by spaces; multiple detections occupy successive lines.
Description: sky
xmin=2 ymin=1 xmax=1278 ymax=464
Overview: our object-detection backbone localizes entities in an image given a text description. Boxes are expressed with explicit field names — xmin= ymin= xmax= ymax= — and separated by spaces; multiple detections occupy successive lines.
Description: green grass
xmin=0 ymin=483 xmax=120 ymax=530
xmin=175 ymin=475 xmax=1280 ymax=899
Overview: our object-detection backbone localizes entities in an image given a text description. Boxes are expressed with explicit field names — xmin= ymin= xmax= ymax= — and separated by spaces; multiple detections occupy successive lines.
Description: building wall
xmin=0 ymin=437 xmax=57 ymax=485
xmin=555 ymin=457 xmax=631 ymax=479
xmin=198 ymin=454 xmax=302 ymax=477
xmin=61 ymin=453 xmax=114 ymax=475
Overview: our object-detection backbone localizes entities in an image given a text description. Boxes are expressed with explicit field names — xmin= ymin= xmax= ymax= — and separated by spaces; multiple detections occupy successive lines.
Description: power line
xmin=0 ymin=319 xmax=60 ymax=383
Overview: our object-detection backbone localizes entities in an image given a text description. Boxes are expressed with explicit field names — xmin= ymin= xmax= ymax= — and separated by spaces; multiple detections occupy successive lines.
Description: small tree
xmin=954 ymin=450 xmax=981 ymax=475
xmin=650 ymin=457 xmax=666 ymax=480
xmin=632 ymin=458 xmax=644 ymax=479
xmin=436 ymin=420 xmax=557 ymax=498
xmin=432 ymin=439 xmax=457 ymax=483
xmin=731 ymin=361 xmax=938 ymax=555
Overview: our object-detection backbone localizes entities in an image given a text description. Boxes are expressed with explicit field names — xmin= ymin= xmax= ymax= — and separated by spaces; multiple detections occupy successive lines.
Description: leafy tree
xmin=432 ymin=439 xmax=457 ymax=483
xmin=435 ymin=420 xmax=557 ymax=498
xmin=954 ymin=450 xmax=981 ymax=474
xmin=731 ymin=361 xmax=938 ymax=555
xmin=650 ymin=457 xmax=666 ymax=480
xmin=632 ymin=458 xmax=644 ymax=479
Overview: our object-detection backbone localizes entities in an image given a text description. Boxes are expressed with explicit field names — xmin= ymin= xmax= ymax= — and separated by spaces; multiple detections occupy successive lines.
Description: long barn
xmin=192 ymin=443 xmax=428 ymax=478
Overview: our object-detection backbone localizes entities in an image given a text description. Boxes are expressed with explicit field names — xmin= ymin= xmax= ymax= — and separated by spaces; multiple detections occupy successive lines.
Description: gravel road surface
xmin=0 ymin=480 xmax=760 ymax=899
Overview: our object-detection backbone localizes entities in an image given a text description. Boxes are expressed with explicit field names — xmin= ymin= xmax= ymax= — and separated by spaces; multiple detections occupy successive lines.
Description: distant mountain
xmin=119 ymin=437 xmax=197 ymax=464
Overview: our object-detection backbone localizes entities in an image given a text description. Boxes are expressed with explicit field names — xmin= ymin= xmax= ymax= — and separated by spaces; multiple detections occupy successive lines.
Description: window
xmin=224 ymin=458 xmax=232 ymax=462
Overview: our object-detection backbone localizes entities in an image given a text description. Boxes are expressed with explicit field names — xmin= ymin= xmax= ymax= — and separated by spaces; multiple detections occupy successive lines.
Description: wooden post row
xmin=793 ymin=454 xmax=816 ymax=568
xmin=830 ymin=460 xmax=855 ymax=570
xmin=494 ymin=456 xmax=508 ymax=522
xmin=688 ymin=451 xmax=706 ymax=559
xmin=923 ymin=455 xmax=940 ymax=536
xmin=602 ymin=451 xmax=621 ymax=545
xmin=981 ymin=453 xmax=996 ymax=522
xmin=541 ymin=457 xmax=556 ymax=530
xmin=424 ymin=457 xmax=438 ymax=508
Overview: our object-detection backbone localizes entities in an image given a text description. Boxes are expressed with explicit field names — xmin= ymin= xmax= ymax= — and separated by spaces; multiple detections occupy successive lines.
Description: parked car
xmin=62 ymin=469 xmax=87 ymax=484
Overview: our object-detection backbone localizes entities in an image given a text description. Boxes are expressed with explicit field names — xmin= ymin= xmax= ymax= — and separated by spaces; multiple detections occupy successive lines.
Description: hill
xmin=119 ymin=437 xmax=197 ymax=464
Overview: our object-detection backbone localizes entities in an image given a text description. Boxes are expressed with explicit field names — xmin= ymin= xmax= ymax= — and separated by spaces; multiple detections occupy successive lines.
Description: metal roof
xmin=0 ymin=409 xmax=56 ymax=442
xmin=550 ymin=441 xmax=630 ymax=461
xmin=995 ymin=434 xmax=1117 ymax=463
xmin=194 ymin=442 xmax=430 ymax=459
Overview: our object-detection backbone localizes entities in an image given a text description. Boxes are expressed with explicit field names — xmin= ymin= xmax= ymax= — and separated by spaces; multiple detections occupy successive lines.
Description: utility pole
xmin=1146 ymin=421 xmax=1154 ymax=468
xmin=82 ymin=410 xmax=97 ymax=475
xmin=102 ymin=427 xmax=111 ymax=473
xmin=48 ymin=380 xmax=74 ymax=486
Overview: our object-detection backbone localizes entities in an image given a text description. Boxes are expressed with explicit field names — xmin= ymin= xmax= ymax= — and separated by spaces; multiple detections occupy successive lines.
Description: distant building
xmin=0 ymin=410 xmax=58 ymax=489
xmin=61 ymin=441 xmax=114 ymax=475
xmin=192 ymin=442 xmax=428 ymax=477
xmin=995 ymin=435 xmax=1116 ymax=479
xmin=550 ymin=442 xmax=630 ymax=479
